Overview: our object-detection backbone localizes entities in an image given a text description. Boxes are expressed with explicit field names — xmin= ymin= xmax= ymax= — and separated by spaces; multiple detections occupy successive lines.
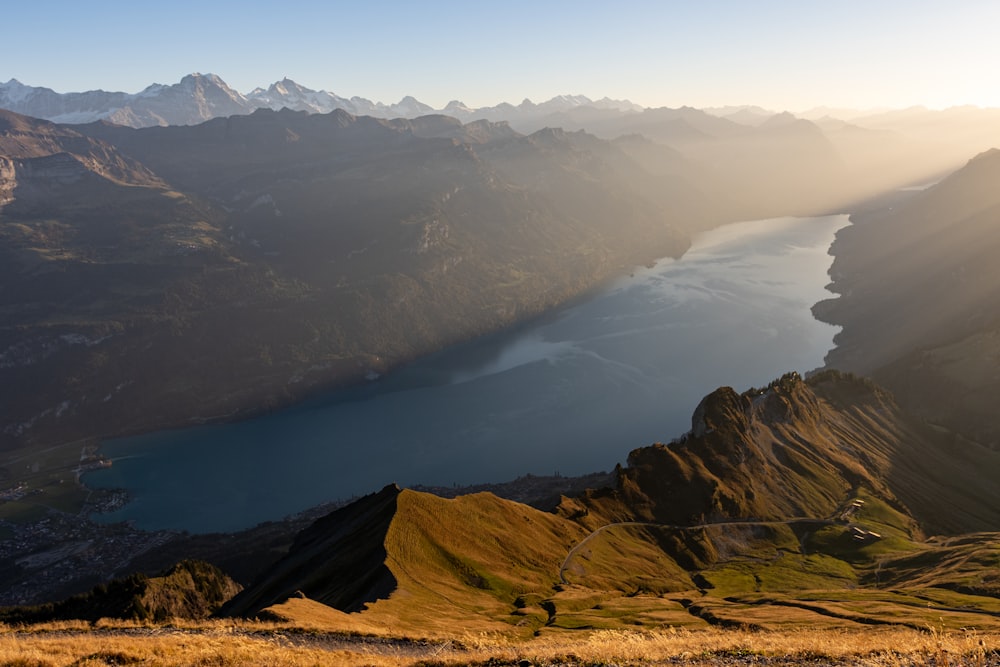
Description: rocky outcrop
xmin=17 ymin=152 xmax=88 ymax=184
xmin=570 ymin=372 xmax=1000 ymax=536
xmin=0 ymin=560 xmax=241 ymax=623
xmin=0 ymin=156 xmax=14 ymax=204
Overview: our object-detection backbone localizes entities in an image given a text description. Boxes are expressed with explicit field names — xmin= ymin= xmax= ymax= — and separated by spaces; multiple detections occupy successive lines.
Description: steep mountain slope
xmin=815 ymin=148 xmax=1000 ymax=442
xmin=1 ymin=108 xmax=699 ymax=450
xmin=219 ymin=484 xmax=400 ymax=617
xmin=0 ymin=110 xmax=251 ymax=449
xmin=0 ymin=109 xmax=161 ymax=184
xmin=220 ymin=484 xmax=590 ymax=626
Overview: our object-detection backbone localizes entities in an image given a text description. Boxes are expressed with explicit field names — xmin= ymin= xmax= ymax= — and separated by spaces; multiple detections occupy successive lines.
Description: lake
xmin=86 ymin=214 xmax=848 ymax=532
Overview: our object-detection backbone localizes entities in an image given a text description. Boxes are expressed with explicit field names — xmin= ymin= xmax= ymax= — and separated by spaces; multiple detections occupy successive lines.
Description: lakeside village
xmin=0 ymin=442 xmax=150 ymax=605
xmin=1 ymin=442 xmax=113 ymax=503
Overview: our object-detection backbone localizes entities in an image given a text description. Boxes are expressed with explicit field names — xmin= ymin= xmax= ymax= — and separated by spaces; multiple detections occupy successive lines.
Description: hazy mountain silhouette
xmin=816 ymin=148 xmax=1000 ymax=443
xmin=1 ymin=108 xmax=707 ymax=449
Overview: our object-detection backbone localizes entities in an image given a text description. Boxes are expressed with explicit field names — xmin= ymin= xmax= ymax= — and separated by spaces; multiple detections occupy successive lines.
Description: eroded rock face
xmin=690 ymin=386 xmax=750 ymax=439
xmin=18 ymin=153 xmax=87 ymax=184
xmin=0 ymin=156 xmax=15 ymax=204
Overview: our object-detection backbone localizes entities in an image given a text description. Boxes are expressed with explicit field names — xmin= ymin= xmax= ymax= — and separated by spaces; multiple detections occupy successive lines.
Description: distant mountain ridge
xmin=0 ymin=73 xmax=644 ymax=128
xmin=4 ymin=73 xmax=995 ymax=202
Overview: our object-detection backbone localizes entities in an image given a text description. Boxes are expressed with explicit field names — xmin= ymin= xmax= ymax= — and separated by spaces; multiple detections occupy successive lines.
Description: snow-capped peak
xmin=0 ymin=78 xmax=36 ymax=104
xmin=0 ymin=73 xmax=658 ymax=128
xmin=136 ymin=83 xmax=168 ymax=98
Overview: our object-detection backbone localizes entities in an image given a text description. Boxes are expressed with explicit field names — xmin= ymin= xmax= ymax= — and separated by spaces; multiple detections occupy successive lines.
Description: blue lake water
xmin=86 ymin=214 xmax=848 ymax=533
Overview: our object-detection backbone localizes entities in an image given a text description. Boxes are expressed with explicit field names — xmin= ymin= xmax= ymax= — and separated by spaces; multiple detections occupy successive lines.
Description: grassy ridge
xmin=233 ymin=491 xmax=1000 ymax=637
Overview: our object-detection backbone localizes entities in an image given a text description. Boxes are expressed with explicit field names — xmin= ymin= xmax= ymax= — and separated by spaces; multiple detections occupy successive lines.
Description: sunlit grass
xmin=2 ymin=621 xmax=999 ymax=666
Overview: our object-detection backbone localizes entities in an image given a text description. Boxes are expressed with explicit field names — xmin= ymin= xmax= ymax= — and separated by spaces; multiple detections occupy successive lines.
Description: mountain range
xmin=3 ymin=71 xmax=1000 ymax=648
xmin=2 ymin=100 xmax=870 ymax=452
xmin=3 ymin=83 xmax=1000 ymax=507
xmin=5 ymin=72 xmax=997 ymax=209
xmin=4 ymin=72 xmax=997 ymax=182
xmin=0 ymin=73 xmax=643 ymax=129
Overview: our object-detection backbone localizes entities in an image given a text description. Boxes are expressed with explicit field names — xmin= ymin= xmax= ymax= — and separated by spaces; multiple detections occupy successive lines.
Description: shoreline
xmin=94 ymin=212 xmax=849 ymax=447
xmin=809 ymin=188 xmax=925 ymax=374
xmin=4 ymin=212 xmax=852 ymax=604
xmin=82 ymin=213 xmax=847 ymax=534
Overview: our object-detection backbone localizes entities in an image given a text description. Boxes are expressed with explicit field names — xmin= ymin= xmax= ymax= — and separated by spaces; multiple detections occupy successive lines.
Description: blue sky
xmin=5 ymin=0 xmax=1000 ymax=110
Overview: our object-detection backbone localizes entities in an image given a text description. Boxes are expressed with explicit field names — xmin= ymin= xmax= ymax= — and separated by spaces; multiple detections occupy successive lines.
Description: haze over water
xmin=87 ymin=215 xmax=848 ymax=532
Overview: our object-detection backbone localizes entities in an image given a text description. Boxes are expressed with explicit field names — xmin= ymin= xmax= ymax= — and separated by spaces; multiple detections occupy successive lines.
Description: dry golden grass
xmin=262 ymin=597 xmax=391 ymax=635
xmin=2 ymin=620 xmax=999 ymax=666
xmin=459 ymin=626 xmax=1000 ymax=666
xmin=0 ymin=618 xmax=421 ymax=667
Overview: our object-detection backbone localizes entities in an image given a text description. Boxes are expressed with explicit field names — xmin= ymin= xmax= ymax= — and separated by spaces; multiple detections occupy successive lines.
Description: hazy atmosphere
xmin=5 ymin=2 xmax=1000 ymax=665
xmin=5 ymin=0 xmax=1000 ymax=110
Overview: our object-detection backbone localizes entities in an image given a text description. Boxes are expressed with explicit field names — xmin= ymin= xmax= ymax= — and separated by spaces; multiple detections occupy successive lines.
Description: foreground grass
xmin=3 ymin=620 xmax=1000 ymax=666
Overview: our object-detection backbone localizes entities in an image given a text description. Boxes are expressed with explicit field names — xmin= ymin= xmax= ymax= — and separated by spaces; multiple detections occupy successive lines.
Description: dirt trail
xmin=559 ymin=518 xmax=835 ymax=584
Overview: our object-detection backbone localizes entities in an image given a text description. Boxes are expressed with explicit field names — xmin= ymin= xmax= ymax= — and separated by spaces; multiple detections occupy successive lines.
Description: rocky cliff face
xmin=564 ymin=372 xmax=1000 ymax=536
xmin=0 ymin=156 xmax=14 ymax=204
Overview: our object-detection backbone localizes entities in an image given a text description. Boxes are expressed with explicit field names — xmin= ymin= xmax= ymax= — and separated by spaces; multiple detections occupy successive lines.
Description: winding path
xmin=559 ymin=518 xmax=836 ymax=584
